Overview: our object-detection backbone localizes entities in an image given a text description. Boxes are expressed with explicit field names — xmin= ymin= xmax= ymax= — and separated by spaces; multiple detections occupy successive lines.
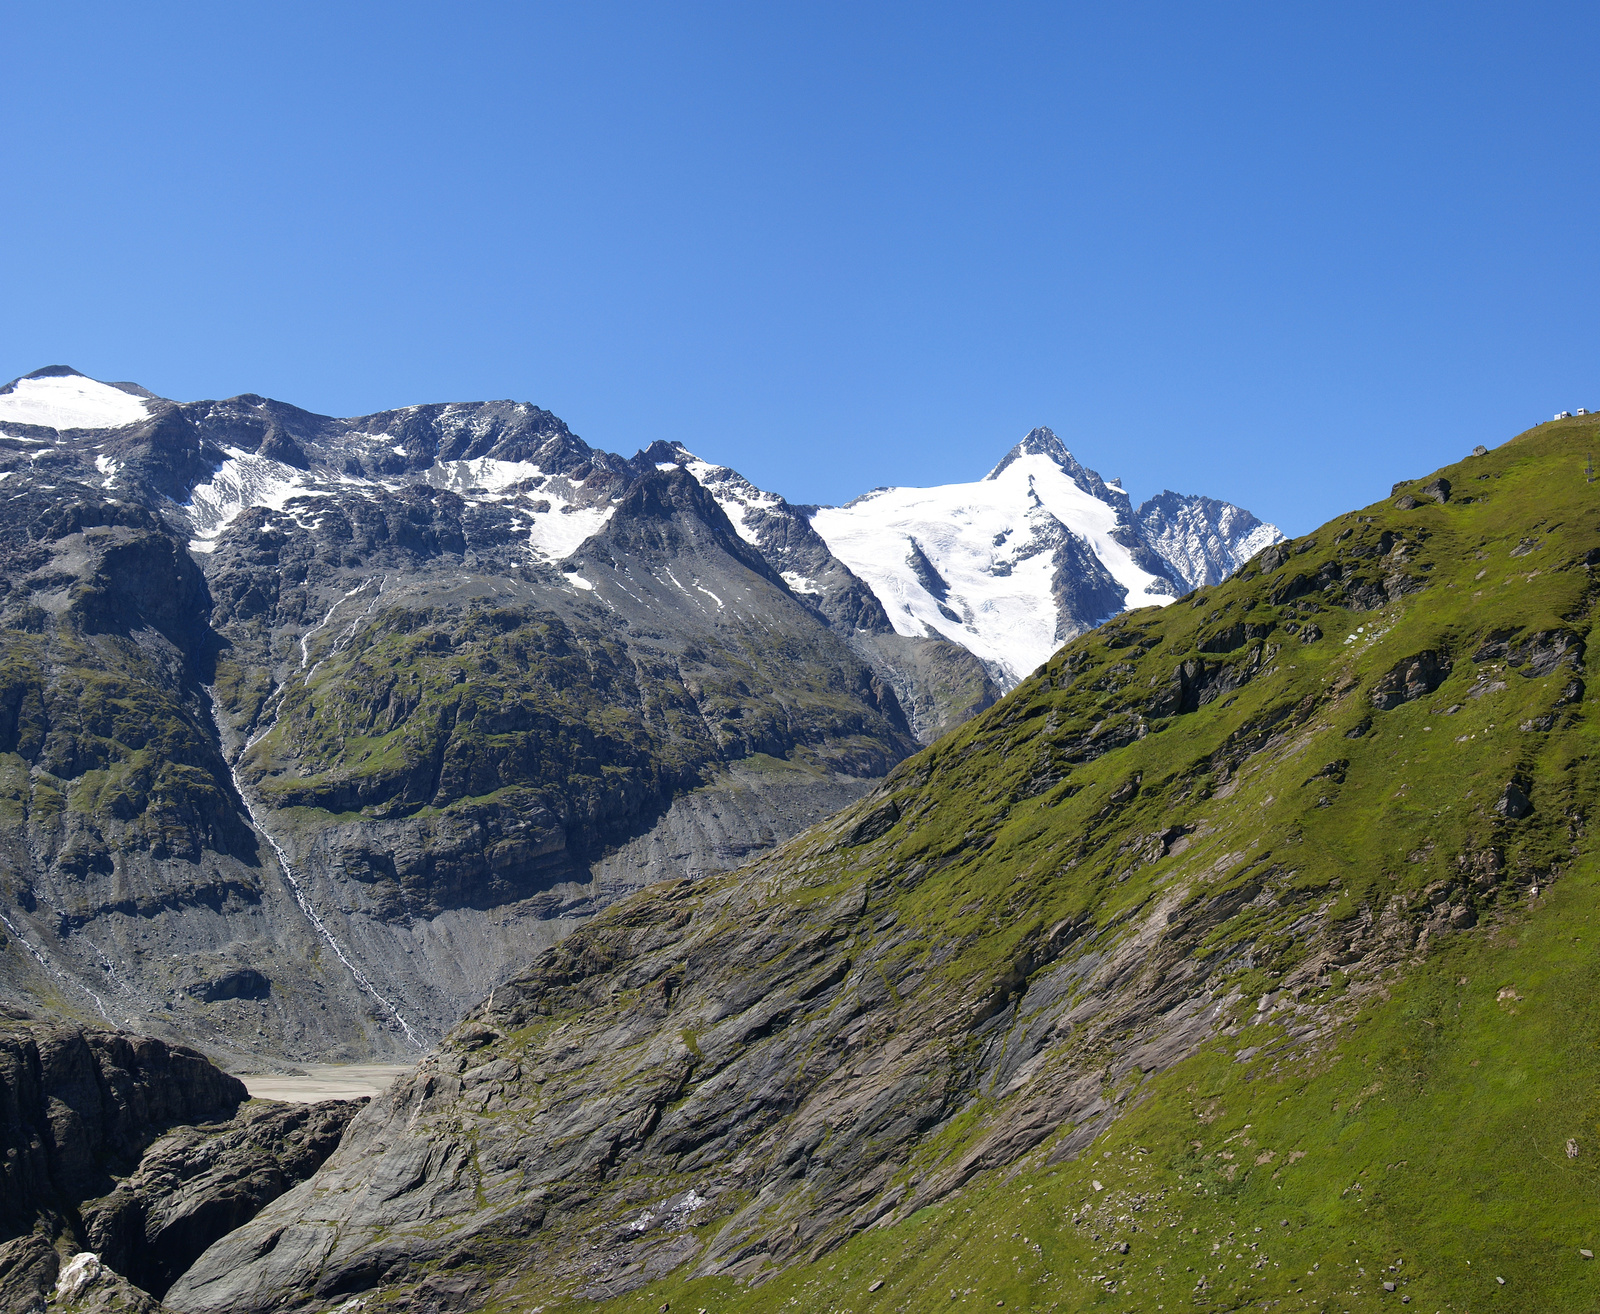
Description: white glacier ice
xmin=0 ymin=375 xmax=151 ymax=431
xmin=810 ymin=445 xmax=1170 ymax=685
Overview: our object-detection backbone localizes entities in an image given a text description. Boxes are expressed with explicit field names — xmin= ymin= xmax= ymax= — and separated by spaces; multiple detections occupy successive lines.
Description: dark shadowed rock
xmin=1371 ymin=651 xmax=1450 ymax=710
xmin=0 ymin=1025 xmax=247 ymax=1239
xmin=182 ymin=970 xmax=269 ymax=1004
xmin=0 ymin=1233 xmax=58 ymax=1314
xmin=80 ymin=1099 xmax=358 ymax=1298
xmin=1494 ymin=781 xmax=1532 ymax=819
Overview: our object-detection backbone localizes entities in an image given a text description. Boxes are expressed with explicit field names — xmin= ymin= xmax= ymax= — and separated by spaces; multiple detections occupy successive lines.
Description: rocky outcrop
xmin=1370 ymin=649 xmax=1451 ymax=709
xmin=0 ymin=1025 xmax=246 ymax=1240
xmin=0 ymin=1234 xmax=62 ymax=1314
xmin=168 ymin=850 xmax=1240 ymax=1314
xmin=79 ymin=1100 xmax=357 ymax=1299
xmin=0 ymin=1021 xmax=358 ymax=1311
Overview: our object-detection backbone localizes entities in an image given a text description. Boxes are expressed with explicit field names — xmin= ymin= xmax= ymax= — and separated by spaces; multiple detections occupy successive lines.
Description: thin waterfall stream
xmin=210 ymin=693 xmax=424 ymax=1050
xmin=0 ymin=907 xmax=112 ymax=1021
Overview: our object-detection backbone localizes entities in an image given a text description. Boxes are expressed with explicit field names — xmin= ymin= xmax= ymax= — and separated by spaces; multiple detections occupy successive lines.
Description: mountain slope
xmin=0 ymin=370 xmax=919 ymax=1061
xmin=0 ymin=369 xmax=1269 ymax=1064
xmin=168 ymin=413 xmax=1600 ymax=1314
xmin=643 ymin=440 xmax=1003 ymax=740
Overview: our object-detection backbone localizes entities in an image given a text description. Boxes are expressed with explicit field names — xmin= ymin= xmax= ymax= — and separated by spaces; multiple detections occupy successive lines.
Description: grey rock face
xmin=0 ymin=1233 xmax=61 ymax=1314
xmin=172 ymin=855 xmax=1219 ymax=1313
xmin=843 ymin=633 xmax=998 ymax=742
xmin=0 ymin=1023 xmax=246 ymax=1240
xmin=79 ymin=1099 xmax=357 ymax=1299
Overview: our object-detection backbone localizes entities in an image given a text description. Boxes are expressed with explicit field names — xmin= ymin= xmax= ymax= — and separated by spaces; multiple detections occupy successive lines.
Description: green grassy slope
xmin=604 ymin=872 xmax=1600 ymax=1313
xmin=170 ymin=416 xmax=1600 ymax=1314
xmin=583 ymin=416 xmax=1600 ymax=1314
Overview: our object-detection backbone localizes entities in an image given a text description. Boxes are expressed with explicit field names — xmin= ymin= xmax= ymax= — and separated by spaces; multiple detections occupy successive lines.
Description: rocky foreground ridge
xmin=166 ymin=415 xmax=1600 ymax=1312
xmin=0 ymin=1016 xmax=355 ymax=1313
xmin=0 ymin=368 xmax=1271 ymax=1064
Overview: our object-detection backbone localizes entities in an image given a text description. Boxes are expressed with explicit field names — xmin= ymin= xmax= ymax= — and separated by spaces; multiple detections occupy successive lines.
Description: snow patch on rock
xmin=186 ymin=448 xmax=320 ymax=545
xmin=426 ymin=458 xmax=545 ymax=497
xmin=526 ymin=500 xmax=615 ymax=562
xmin=682 ymin=456 xmax=784 ymax=545
xmin=0 ymin=375 xmax=151 ymax=431
xmin=1136 ymin=491 xmax=1283 ymax=592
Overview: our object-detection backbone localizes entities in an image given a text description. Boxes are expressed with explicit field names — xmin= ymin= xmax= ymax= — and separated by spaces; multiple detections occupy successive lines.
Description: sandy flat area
xmin=242 ymin=1064 xmax=412 ymax=1103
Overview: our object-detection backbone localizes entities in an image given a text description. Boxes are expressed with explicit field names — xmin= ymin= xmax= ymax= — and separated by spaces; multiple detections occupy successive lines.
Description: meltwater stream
xmin=0 ymin=907 xmax=112 ymax=1021
xmin=211 ymin=698 xmax=424 ymax=1050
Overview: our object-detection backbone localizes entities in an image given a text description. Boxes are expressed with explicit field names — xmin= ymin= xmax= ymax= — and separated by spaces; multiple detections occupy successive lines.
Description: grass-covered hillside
xmin=170 ymin=414 xmax=1600 ymax=1314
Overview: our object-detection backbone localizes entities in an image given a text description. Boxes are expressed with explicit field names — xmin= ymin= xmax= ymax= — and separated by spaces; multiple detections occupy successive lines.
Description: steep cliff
xmin=0 ymin=1018 xmax=357 ymax=1313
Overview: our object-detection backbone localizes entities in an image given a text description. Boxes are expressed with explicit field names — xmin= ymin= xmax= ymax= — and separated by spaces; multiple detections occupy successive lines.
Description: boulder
xmin=1494 ymin=782 xmax=1533 ymax=819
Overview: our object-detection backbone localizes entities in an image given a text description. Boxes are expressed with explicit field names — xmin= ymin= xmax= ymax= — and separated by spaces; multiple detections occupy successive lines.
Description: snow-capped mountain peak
xmin=808 ymin=442 xmax=1157 ymax=686
xmin=800 ymin=427 xmax=1281 ymax=687
xmin=620 ymin=427 xmax=1280 ymax=691
xmin=0 ymin=366 xmax=157 ymax=432
xmin=985 ymin=426 xmax=1124 ymax=509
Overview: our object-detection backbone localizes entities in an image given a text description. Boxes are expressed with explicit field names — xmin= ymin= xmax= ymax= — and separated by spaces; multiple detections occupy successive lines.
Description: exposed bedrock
xmin=0 ymin=1019 xmax=357 ymax=1313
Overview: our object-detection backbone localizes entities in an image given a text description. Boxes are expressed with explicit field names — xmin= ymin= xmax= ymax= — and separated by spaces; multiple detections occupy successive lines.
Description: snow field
xmin=0 ymin=375 xmax=152 ymax=431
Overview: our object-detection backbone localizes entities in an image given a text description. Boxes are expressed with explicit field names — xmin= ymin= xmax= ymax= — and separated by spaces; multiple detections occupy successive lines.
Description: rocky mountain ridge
xmin=0 ymin=367 xmax=1271 ymax=1063
xmin=165 ymin=412 xmax=1600 ymax=1313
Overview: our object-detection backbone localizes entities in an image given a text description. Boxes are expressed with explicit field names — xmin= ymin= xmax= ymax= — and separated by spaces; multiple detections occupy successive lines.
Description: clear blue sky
xmin=4 ymin=2 xmax=1596 ymax=533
